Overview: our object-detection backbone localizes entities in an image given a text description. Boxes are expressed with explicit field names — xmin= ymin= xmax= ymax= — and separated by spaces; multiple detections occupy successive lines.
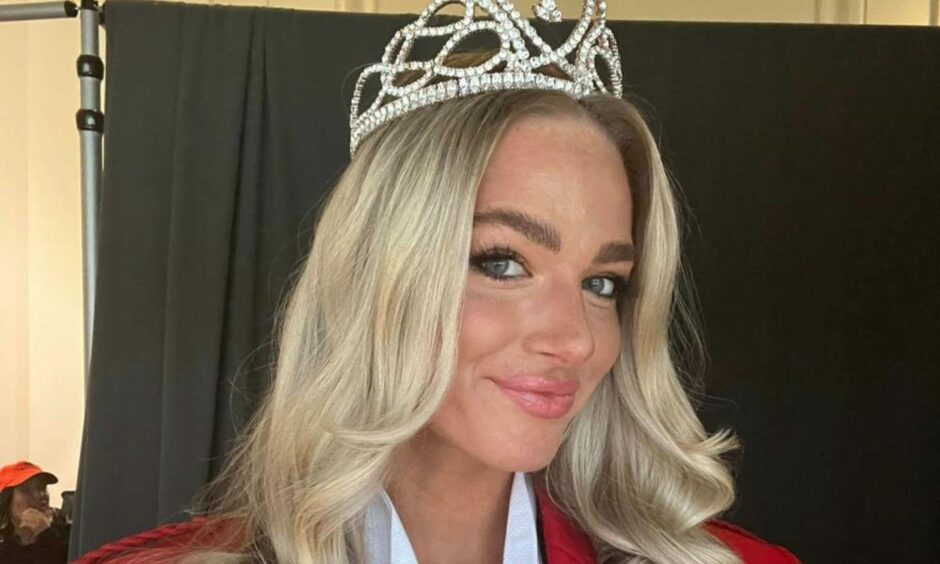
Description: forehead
xmin=475 ymin=115 xmax=632 ymax=237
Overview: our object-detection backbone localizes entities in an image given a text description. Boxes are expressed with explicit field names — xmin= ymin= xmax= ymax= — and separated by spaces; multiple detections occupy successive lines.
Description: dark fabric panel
xmin=73 ymin=1 xmax=940 ymax=561
xmin=72 ymin=2 xmax=257 ymax=555
xmin=614 ymin=22 xmax=940 ymax=564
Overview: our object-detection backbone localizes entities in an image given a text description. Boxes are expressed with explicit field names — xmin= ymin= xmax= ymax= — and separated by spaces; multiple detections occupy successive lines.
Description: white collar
xmin=364 ymin=472 xmax=542 ymax=564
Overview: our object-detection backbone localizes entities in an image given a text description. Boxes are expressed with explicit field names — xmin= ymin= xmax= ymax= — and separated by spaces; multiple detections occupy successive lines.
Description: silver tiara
xmin=349 ymin=0 xmax=623 ymax=155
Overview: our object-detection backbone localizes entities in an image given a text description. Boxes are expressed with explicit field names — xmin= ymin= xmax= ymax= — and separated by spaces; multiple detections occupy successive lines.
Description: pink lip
xmin=491 ymin=376 xmax=579 ymax=419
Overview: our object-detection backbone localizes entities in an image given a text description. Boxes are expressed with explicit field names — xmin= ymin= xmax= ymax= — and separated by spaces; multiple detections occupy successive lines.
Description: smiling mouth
xmin=490 ymin=377 xmax=579 ymax=419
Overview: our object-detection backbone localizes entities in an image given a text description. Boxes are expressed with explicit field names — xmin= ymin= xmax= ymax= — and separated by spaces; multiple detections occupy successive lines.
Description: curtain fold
xmin=73 ymin=1 xmax=940 ymax=561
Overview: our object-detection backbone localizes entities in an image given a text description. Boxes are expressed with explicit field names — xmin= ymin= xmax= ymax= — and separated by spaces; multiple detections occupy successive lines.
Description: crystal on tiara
xmin=533 ymin=0 xmax=562 ymax=23
xmin=349 ymin=0 xmax=623 ymax=155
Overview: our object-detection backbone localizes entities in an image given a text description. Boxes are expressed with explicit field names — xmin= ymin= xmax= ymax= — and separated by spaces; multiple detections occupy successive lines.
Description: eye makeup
xmin=469 ymin=244 xmax=630 ymax=301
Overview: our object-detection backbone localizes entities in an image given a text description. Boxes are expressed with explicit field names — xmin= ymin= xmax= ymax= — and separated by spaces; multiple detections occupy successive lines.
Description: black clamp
xmin=77 ymin=55 xmax=104 ymax=80
xmin=65 ymin=1 xmax=78 ymax=17
xmin=80 ymin=0 xmax=98 ymax=11
xmin=76 ymin=110 xmax=104 ymax=133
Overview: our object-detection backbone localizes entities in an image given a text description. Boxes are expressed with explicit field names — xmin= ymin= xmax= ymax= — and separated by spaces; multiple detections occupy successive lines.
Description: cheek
xmin=10 ymin=492 xmax=29 ymax=514
xmin=456 ymin=288 xmax=514 ymax=365
xmin=429 ymin=290 xmax=534 ymax=470
xmin=429 ymin=289 xmax=560 ymax=472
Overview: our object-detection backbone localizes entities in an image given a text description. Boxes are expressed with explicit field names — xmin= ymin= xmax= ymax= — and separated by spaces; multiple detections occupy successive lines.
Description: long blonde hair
xmin=182 ymin=89 xmax=740 ymax=564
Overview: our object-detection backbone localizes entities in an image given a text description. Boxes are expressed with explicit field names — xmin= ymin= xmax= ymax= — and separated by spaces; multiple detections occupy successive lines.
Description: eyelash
xmin=469 ymin=245 xmax=630 ymax=302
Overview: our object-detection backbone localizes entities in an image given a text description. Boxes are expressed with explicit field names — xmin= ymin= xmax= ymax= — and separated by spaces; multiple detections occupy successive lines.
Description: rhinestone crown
xmin=349 ymin=0 xmax=623 ymax=155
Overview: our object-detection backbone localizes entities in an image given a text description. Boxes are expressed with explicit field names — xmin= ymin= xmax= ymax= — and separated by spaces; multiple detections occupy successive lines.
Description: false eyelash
xmin=587 ymin=273 xmax=632 ymax=302
xmin=469 ymin=245 xmax=528 ymax=280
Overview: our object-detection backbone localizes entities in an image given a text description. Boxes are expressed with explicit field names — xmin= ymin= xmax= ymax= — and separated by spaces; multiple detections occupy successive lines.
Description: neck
xmin=387 ymin=428 xmax=514 ymax=563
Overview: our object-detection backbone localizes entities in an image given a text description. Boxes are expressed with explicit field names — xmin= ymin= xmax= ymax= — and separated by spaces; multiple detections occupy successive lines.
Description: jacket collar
xmin=535 ymin=485 xmax=595 ymax=563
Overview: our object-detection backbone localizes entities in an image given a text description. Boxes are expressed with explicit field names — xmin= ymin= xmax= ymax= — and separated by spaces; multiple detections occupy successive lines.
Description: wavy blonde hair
xmin=170 ymin=88 xmax=741 ymax=564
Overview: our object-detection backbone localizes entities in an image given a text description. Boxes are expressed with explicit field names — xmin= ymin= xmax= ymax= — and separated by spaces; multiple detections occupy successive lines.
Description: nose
xmin=521 ymin=278 xmax=595 ymax=366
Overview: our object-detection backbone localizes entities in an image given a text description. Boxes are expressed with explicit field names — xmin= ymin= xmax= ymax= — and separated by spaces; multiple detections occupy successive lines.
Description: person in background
xmin=0 ymin=461 xmax=70 ymax=563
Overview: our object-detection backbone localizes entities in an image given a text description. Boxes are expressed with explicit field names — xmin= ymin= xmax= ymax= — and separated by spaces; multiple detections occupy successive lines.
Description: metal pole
xmin=76 ymin=0 xmax=103 ymax=380
xmin=0 ymin=1 xmax=77 ymax=22
xmin=0 ymin=0 xmax=101 ymax=382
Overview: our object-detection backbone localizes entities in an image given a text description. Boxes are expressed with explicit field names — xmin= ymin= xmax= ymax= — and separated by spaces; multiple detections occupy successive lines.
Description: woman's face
xmin=428 ymin=114 xmax=635 ymax=472
xmin=10 ymin=476 xmax=50 ymax=523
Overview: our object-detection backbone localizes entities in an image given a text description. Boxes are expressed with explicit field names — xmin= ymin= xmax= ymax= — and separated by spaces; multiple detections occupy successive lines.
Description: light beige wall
xmin=0 ymin=0 xmax=85 ymax=505
xmin=586 ymin=0 xmax=818 ymax=23
xmin=867 ymin=0 xmax=931 ymax=25
xmin=26 ymin=11 xmax=85 ymax=506
xmin=598 ymin=0 xmax=931 ymax=25
xmin=298 ymin=0 xmax=938 ymax=25
xmin=208 ymin=0 xmax=338 ymax=9
xmin=0 ymin=18 xmax=30 ymax=480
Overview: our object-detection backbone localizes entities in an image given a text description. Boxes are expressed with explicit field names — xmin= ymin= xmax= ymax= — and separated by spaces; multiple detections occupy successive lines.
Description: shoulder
xmin=706 ymin=520 xmax=801 ymax=564
xmin=75 ymin=517 xmax=243 ymax=564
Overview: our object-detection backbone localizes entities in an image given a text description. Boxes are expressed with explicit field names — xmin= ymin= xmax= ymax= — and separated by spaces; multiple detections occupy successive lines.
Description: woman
xmin=79 ymin=1 xmax=799 ymax=563
xmin=0 ymin=461 xmax=70 ymax=563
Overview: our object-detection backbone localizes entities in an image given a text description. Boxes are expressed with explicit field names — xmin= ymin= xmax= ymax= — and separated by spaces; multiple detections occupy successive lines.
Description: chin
xmin=482 ymin=421 xmax=568 ymax=473
xmin=482 ymin=449 xmax=560 ymax=474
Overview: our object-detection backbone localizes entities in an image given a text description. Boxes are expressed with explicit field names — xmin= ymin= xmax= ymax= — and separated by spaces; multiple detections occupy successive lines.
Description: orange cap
xmin=0 ymin=461 xmax=58 ymax=491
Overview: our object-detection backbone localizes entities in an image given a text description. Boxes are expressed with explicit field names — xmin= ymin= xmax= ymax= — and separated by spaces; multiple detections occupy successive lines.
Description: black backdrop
xmin=72 ymin=0 xmax=940 ymax=561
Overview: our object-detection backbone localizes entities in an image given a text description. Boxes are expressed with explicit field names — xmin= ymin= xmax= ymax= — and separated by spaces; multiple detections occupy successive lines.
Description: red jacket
xmin=78 ymin=491 xmax=799 ymax=563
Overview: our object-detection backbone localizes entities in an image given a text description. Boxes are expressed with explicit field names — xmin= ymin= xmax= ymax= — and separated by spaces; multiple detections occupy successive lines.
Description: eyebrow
xmin=472 ymin=208 xmax=635 ymax=264
xmin=473 ymin=208 xmax=561 ymax=251
xmin=593 ymin=241 xmax=636 ymax=264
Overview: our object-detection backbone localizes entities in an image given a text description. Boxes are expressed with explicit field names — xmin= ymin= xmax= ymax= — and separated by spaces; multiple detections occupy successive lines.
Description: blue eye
xmin=470 ymin=247 xmax=528 ymax=280
xmin=583 ymin=276 xmax=628 ymax=301
xmin=469 ymin=246 xmax=630 ymax=302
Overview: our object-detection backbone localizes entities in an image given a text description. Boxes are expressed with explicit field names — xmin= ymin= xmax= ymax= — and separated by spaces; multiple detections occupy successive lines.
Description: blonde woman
xmin=78 ymin=1 xmax=800 ymax=563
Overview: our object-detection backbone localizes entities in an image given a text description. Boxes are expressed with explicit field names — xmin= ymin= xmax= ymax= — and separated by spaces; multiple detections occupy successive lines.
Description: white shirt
xmin=364 ymin=472 xmax=542 ymax=564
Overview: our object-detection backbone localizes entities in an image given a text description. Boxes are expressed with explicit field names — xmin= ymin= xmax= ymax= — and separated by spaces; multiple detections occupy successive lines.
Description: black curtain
xmin=73 ymin=1 xmax=940 ymax=561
